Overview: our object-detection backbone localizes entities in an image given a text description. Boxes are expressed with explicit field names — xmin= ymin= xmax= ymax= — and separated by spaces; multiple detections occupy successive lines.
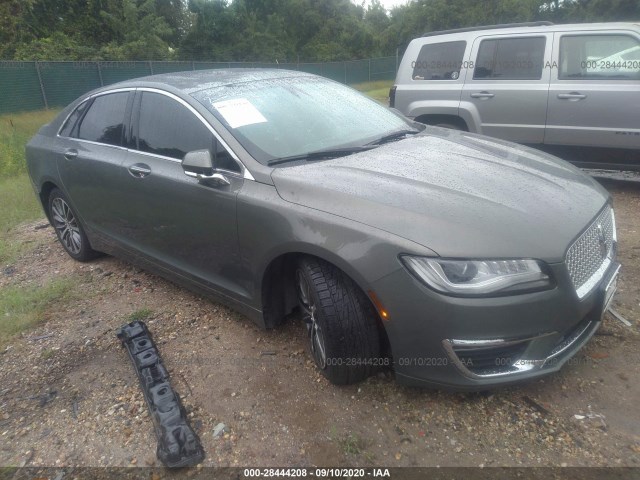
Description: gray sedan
xmin=26 ymin=69 xmax=620 ymax=390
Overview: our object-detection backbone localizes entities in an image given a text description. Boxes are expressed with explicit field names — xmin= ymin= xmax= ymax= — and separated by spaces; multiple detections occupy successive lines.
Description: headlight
xmin=401 ymin=256 xmax=552 ymax=296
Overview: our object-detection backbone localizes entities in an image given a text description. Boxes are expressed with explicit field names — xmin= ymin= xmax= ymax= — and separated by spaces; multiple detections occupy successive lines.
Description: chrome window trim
xmin=125 ymin=148 xmax=245 ymax=180
xmin=58 ymin=136 xmax=130 ymax=152
xmin=56 ymin=86 xmax=254 ymax=181
xmin=56 ymin=88 xmax=136 ymax=138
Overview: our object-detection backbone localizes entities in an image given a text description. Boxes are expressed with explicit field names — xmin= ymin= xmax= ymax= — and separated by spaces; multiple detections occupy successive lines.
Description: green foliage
xmin=0 ymin=110 xmax=57 ymax=263
xmin=127 ymin=308 xmax=154 ymax=321
xmin=0 ymin=277 xmax=77 ymax=346
xmin=0 ymin=110 xmax=59 ymax=177
xmin=13 ymin=32 xmax=97 ymax=61
xmin=1 ymin=0 xmax=639 ymax=66
xmin=352 ymin=80 xmax=393 ymax=104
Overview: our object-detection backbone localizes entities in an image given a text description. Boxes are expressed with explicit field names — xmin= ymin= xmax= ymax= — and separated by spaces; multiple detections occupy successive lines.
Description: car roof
xmin=103 ymin=68 xmax=315 ymax=96
xmin=419 ymin=22 xmax=640 ymax=40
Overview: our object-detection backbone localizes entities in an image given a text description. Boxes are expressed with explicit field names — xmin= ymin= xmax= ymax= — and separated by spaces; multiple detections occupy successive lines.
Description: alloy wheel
xmin=51 ymin=197 xmax=82 ymax=255
xmin=296 ymin=269 xmax=327 ymax=370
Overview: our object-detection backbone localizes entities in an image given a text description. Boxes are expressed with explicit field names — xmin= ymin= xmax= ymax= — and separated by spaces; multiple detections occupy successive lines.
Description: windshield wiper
xmin=267 ymin=146 xmax=375 ymax=166
xmin=366 ymin=129 xmax=420 ymax=146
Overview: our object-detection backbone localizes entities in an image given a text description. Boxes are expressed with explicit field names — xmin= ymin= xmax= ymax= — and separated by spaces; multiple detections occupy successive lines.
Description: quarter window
xmin=136 ymin=92 xmax=240 ymax=173
xmin=412 ymin=41 xmax=467 ymax=80
xmin=59 ymin=100 xmax=90 ymax=138
xmin=76 ymin=92 xmax=129 ymax=146
xmin=474 ymin=37 xmax=546 ymax=80
xmin=559 ymin=35 xmax=640 ymax=80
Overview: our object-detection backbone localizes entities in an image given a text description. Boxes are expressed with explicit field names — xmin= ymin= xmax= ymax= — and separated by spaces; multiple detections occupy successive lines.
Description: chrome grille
xmin=566 ymin=207 xmax=615 ymax=298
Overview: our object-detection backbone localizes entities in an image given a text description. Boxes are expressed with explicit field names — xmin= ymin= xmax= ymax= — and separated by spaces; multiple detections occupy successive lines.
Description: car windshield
xmin=191 ymin=75 xmax=418 ymax=165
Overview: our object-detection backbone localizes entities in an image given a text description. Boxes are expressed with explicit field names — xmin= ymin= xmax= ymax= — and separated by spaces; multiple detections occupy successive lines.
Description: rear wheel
xmin=295 ymin=257 xmax=380 ymax=385
xmin=48 ymin=188 xmax=99 ymax=262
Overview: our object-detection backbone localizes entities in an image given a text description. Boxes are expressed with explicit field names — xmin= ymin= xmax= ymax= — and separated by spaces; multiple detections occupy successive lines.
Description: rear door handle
xmin=63 ymin=149 xmax=78 ymax=160
xmin=128 ymin=163 xmax=151 ymax=178
xmin=470 ymin=92 xmax=495 ymax=99
xmin=557 ymin=92 xmax=587 ymax=100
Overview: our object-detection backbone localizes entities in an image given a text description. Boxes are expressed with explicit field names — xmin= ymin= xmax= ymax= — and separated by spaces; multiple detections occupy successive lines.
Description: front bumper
xmin=372 ymin=259 xmax=620 ymax=390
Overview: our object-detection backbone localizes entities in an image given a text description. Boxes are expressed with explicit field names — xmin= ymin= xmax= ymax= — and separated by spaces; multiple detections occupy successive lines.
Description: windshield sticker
xmin=212 ymin=98 xmax=267 ymax=128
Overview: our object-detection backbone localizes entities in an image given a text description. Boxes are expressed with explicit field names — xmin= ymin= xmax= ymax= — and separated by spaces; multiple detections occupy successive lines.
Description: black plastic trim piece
xmin=117 ymin=321 xmax=205 ymax=468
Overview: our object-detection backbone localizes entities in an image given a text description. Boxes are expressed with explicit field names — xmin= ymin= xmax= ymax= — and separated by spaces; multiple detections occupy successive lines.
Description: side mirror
xmin=182 ymin=149 xmax=230 ymax=186
xmin=182 ymin=149 xmax=214 ymax=175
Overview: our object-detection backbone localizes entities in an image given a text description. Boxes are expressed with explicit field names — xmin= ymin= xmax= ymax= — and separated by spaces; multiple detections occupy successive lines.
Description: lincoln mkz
xmin=26 ymin=70 xmax=620 ymax=389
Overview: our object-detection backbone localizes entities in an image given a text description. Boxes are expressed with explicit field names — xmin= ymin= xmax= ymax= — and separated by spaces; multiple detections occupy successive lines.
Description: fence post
xmin=35 ymin=61 xmax=48 ymax=110
xmin=368 ymin=58 xmax=371 ymax=82
xmin=192 ymin=60 xmax=195 ymax=71
xmin=97 ymin=62 xmax=104 ymax=86
xmin=148 ymin=61 xmax=154 ymax=75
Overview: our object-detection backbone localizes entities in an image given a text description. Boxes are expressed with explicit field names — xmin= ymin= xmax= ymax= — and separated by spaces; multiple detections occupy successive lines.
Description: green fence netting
xmin=0 ymin=56 xmax=397 ymax=114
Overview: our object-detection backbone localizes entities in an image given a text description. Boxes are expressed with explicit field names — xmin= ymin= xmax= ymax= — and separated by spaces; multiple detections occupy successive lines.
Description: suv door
xmin=121 ymin=89 xmax=248 ymax=301
xmin=546 ymin=31 xmax=640 ymax=149
xmin=56 ymin=90 xmax=134 ymax=239
xmin=461 ymin=33 xmax=552 ymax=144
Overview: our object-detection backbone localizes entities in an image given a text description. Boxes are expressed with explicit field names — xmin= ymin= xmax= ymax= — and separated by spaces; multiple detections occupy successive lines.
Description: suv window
xmin=412 ymin=41 xmax=466 ymax=80
xmin=474 ymin=37 xmax=546 ymax=80
xmin=559 ymin=35 xmax=640 ymax=80
xmin=76 ymin=92 xmax=129 ymax=146
xmin=136 ymin=92 xmax=240 ymax=172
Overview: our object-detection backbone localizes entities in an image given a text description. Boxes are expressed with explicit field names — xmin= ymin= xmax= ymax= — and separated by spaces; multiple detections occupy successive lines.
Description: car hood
xmin=271 ymin=128 xmax=610 ymax=262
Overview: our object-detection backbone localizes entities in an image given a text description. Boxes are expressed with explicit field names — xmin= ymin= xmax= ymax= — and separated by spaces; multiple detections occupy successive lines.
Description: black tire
xmin=295 ymin=257 xmax=381 ymax=385
xmin=48 ymin=188 xmax=99 ymax=262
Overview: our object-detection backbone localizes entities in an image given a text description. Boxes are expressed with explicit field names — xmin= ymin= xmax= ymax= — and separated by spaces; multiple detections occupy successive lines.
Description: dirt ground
xmin=0 ymin=180 xmax=639 ymax=470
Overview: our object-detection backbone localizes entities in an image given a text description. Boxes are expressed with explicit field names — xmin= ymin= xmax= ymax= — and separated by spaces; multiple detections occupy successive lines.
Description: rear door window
xmin=76 ymin=92 xmax=129 ymax=146
xmin=412 ymin=41 xmax=467 ymax=80
xmin=474 ymin=37 xmax=546 ymax=80
xmin=559 ymin=35 xmax=640 ymax=80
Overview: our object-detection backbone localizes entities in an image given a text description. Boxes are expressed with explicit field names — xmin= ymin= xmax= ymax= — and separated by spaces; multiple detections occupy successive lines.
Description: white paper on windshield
xmin=212 ymin=98 xmax=267 ymax=128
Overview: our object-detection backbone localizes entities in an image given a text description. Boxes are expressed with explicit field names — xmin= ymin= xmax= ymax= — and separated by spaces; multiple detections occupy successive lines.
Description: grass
xmin=0 ymin=110 xmax=59 ymax=178
xmin=0 ymin=175 xmax=47 ymax=264
xmin=0 ymin=277 xmax=77 ymax=347
xmin=352 ymin=80 xmax=393 ymax=104
xmin=127 ymin=308 xmax=153 ymax=322
xmin=0 ymin=110 xmax=59 ymax=264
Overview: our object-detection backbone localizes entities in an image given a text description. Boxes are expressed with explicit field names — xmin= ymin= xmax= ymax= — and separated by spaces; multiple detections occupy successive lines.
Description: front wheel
xmin=48 ymin=188 xmax=99 ymax=262
xmin=295 ymin=257 xmax=381 ymax=385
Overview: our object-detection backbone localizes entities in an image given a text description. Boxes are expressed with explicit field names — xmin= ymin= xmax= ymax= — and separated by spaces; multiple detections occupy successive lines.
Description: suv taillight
xmin=389 ymin=85 xmax=397 ymax=108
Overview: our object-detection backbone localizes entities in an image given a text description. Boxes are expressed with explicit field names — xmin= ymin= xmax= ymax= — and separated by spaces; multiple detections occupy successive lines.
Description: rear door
xmin=56 ymin=90 xmax=134 ymax=238
xmin=461 ymin=33 xmax=552 ymax=144
xmin=546 ymin=30 xmax=640 ymax=149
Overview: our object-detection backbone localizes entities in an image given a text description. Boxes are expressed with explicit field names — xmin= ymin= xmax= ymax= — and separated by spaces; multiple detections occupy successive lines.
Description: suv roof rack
xmin=422 ymin=21 xmax=554 ymax=37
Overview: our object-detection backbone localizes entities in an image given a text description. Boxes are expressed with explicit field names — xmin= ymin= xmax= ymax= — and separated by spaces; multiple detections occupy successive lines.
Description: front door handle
xmin=63 ymin=149 xmax=78 ymax=160
xmin=557 ymin=92 xmax=587 ymax=101
xmin=128 ymin=163 xmax=151 ymax=178
xmin=470 ymin=91 xmax=495 ymax=99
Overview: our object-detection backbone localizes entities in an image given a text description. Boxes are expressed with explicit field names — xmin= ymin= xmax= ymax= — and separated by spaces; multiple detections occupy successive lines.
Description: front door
xmin=119 ymin=90 xmax=248 ymax=301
